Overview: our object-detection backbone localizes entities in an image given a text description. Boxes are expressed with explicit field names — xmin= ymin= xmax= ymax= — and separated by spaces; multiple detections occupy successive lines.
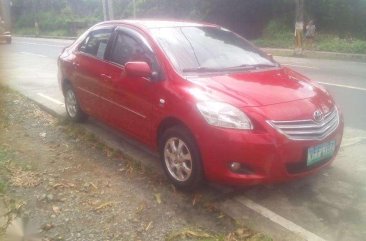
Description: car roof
xmin=97 ymin=19 xmax=218 ymax=29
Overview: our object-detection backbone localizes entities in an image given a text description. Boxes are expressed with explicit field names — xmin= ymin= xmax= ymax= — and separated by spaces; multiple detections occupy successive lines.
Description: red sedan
xmin=58 ymin=20 xmax=343 ymax=189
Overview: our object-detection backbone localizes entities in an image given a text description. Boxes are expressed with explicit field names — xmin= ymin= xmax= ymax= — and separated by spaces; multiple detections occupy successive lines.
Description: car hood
xmin=186 ymin=67 xmax=325 ymax=107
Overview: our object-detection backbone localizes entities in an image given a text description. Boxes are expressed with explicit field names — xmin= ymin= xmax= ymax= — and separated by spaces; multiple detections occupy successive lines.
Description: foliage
xmin=253 ymin=19 xmax=294 ymax=49
xmin=305 ymin=0 xmax=366 ymax=39
xmin=11 ymin=0 xmax=366 ymax=41
xmin=12 ymin=0 xmax=102 ymax=36
xmin=315 ymin=35 xmax=366 ymax=54
xmin=254 ymin=32 xmax=366 ymax=55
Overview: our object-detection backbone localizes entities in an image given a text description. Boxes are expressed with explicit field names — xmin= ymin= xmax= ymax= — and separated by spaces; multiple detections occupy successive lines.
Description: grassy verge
xmin=253 ymin=33 xmax=366 ymax=55
xmin=166 ymin=227 xmax=272 ymax=241
xmin=14 ymin=27 xmax=84 ymax=38
xmin=0 ymin=149 xmax=9 ymax=196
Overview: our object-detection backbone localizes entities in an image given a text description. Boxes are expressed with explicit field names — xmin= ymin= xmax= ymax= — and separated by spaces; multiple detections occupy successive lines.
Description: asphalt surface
xmin=1 ymin=37 xmax=366 ymax=241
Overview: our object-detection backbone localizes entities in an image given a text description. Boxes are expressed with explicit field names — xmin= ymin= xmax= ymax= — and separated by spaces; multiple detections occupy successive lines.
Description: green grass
xmin=315 ymin=35 xmax=366 ymax=54
xmin=14 ymin=27 xmax=78 ymax=37
xmin=253 ymin=20 xmax=366 ymax=54
xmin=254 ymin=33 xmax=366 ymax=55
xmin=253 ymin=33 xmax=294 ymax=49
xmin=13 ymin=27 xmax=37 ymax=36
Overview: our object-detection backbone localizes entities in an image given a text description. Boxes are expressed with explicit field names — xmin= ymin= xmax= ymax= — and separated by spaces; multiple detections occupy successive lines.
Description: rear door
xmin=72 ymin=27 xmax=113 ymax=118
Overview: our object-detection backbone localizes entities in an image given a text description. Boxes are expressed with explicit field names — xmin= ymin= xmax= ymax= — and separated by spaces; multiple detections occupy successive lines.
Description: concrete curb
xmin=262 ymin=47 xmax=366 ymax=62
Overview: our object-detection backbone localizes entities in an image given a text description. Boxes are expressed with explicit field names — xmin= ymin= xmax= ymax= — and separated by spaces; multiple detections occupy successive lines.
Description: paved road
xmin=1 ymin=37 xmax=366 ymax=241
xmin=278 ymin=56 xmax=366 ymax=130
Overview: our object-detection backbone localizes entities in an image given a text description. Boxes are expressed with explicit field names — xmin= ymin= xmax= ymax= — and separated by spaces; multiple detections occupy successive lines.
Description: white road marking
xmin=318 ymin=82 xmax=366 ymax=91
xmin=283 ymin=64 xmax=320 ymax=69
xmin=20 ymin=52 xmax=47 ymax=58
xmin=236 ymin=197 xmax=326 ymax=241
xmin=16 ymin=41 xmax=66 ymax=48
xmin=37 ymin=93 xmax=64 ymax=106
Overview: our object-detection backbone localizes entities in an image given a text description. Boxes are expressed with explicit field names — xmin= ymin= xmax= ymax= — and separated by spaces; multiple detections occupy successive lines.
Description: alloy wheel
xmin=65 ymin=89 xmax=78 ymax=118
xmin=164 ymin=137 xmax=193 ymax=182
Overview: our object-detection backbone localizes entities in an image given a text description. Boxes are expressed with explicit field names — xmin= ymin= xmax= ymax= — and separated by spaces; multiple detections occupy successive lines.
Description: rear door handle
xmin=100 ymin=73 xmax=112 ymax=79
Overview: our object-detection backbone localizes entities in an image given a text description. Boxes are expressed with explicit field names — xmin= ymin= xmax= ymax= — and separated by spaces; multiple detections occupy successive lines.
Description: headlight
xmin=196 ymin=101 xmax=253 ymax=130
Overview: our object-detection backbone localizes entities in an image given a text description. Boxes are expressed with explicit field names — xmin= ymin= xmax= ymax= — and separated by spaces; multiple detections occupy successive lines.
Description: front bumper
xmin=195 ymin=114 xmax=344 ymax=186
xmin=0 ymin=34 xmax=11 ymax=39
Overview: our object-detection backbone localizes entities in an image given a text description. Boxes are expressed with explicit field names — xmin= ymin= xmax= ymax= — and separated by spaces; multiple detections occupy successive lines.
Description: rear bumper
xmin=195 ymin=117 xmax=344 ymax=186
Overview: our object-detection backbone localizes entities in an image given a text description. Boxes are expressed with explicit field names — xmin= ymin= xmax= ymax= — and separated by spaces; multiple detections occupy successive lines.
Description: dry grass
xmin=6 ymin=164 xmax=41 ymax=188
xmin=166 ymin=226 xmax=272 ymax=241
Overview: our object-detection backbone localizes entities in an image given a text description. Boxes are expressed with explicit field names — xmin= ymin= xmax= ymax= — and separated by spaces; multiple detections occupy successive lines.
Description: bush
xmin=253 ymin=20 xmax=294 ymax=48
xmin=315 ymin=35 xmax=366 ymax=54
xmin=254 ymin=20 xmax=366 ymax=54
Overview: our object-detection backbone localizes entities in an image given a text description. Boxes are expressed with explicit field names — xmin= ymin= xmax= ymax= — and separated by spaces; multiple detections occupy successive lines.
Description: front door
xmin=101 ymin=27 xmax=162 ymax=143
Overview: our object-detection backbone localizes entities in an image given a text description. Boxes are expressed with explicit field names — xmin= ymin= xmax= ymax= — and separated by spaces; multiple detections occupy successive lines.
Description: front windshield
xmin=150 ymin=26 xmax=276 ymax=73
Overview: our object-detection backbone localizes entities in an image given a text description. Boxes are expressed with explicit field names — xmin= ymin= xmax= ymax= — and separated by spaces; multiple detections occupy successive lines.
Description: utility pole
xmin=294 ymin=0 xmax=304 ymax=55
xmin=102 ymin=0 xmax=114 ymax=21
xmin=133 ymin=0 xmax=136 ymax=18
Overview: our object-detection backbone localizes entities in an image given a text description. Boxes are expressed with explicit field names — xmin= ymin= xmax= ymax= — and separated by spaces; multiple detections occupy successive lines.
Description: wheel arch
xmin=157 ymin=116 xmax=206 ymax=188
xmin=157 ymin=117 xmax=195 ymax=148
xmin=61 ymin=78 xmax=72 ymax=95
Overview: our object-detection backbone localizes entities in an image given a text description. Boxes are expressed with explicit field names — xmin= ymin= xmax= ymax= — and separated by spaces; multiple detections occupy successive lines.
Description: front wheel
xmin=64 ymin=84 xmax=87 ymax=122
xmin=159 ymin=126 xmax=203 ymax=190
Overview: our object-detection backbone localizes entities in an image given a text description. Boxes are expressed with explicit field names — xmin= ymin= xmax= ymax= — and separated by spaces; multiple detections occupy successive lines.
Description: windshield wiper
xmin=182 ymin=67 xmax=225 ymax=73
xmin=225 ymin=63 xmax=278 ymax=70
xmin=182 ymin=63 xmax=278 ymax=73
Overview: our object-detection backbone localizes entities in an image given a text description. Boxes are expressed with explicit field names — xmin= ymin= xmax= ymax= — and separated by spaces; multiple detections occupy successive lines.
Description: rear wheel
xmin=159 ymin=126 xmax=203 ymax=190
xmin=64 ymin=84 xmax=87 ymax=122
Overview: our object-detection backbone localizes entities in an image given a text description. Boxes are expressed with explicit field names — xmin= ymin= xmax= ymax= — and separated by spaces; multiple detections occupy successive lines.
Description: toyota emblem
xmin=313 ymin=110 xmax=324 ymax=122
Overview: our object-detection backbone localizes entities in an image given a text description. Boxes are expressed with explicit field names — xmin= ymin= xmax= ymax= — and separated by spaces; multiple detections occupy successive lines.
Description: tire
xmin=159 ymin=126 xmax=203 ymax=190
xmin=64 ymin=84 xmax=87 ymax=122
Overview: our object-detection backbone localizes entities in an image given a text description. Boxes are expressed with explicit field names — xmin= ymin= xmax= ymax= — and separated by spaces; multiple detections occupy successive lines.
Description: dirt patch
xmin=0 ymin=86 xmax=271 ymax=241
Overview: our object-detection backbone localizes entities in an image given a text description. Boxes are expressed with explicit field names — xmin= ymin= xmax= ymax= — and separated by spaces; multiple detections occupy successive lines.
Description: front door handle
xmin=100 ymin=73 xmax=112 ymax=79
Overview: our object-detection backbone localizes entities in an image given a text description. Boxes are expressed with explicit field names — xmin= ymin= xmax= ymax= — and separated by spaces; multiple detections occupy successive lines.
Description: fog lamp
xmin=230 ymin=162 xmax=241 ymax=171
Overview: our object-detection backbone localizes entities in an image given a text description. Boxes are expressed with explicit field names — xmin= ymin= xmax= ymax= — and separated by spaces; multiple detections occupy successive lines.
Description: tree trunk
xmin=102 ymin=0 xmax=114 ymax=21
xmin=294 ymin=0 xmax=304 ymax=55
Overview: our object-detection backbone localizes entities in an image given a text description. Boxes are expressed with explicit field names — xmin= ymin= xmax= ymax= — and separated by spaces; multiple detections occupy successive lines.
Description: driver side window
xmin=109 ymin=32 xmax=155 ymax=68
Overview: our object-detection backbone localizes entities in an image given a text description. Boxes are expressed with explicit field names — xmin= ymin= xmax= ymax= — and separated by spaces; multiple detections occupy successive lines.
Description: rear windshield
xmin=150 ymin=26 xmax=276 ymax=73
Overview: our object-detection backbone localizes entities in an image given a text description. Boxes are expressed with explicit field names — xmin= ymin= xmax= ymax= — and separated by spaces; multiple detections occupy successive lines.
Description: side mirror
xmin=125 ymin=61 xmax=152 ymax=78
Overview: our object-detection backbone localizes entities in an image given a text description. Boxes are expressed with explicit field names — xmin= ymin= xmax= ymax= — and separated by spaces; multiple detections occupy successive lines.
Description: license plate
xmin=307 ymin=140 xmax=336 ymax=166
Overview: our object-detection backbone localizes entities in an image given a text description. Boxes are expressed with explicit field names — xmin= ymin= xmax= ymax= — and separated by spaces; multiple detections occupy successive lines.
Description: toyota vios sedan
xmin=58 ymin=20 xmax=343 ymax=189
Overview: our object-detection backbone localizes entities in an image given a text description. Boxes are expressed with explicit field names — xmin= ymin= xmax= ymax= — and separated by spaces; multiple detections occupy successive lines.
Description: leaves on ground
xmin=93 ymin=201 xmax=116 ymax=212
xmin=6 ymin=164 xmax=41 ymax=188
xmin=154 ymin=193 xmax=162 ymax=204
xmin=166 ymin=228 xmax=214 ymax=241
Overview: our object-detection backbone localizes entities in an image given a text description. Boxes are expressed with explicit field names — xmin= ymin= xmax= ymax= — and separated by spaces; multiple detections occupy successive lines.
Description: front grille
xmin=267 ymin=107 xmax=339 ymax=141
